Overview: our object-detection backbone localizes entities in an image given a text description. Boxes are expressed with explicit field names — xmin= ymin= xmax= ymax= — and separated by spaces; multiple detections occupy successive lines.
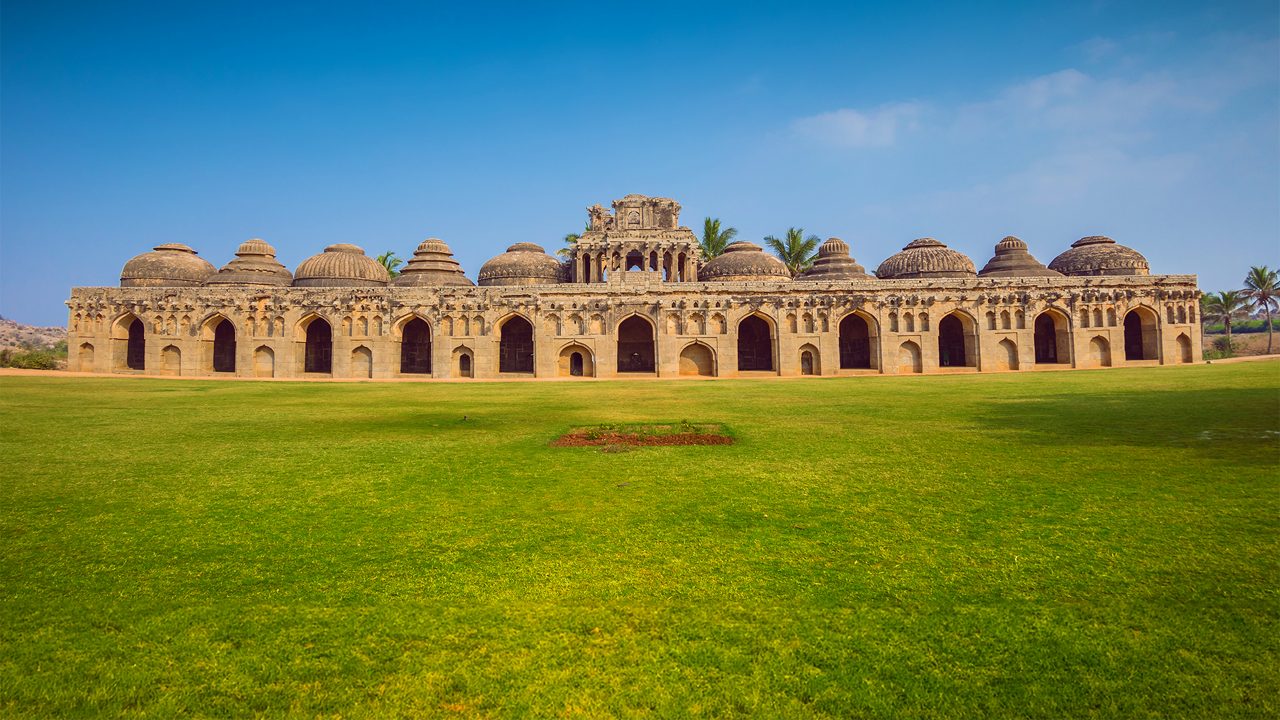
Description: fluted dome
xmin=978 ymin=236 xmax=1063 ymax=278
xmin=393 ymin=238 xmax=474 ymax=287
xmin=876 ymin=238 xmax=976 ymax=279
xmin=698 ymin=241 xmax=791 ymax=282
xmin=796 ymin=238 xmax=873 ymax=281
xmin=293 ymin=244 xmax=389 ymax=287
xmin=1048 ymin=236 xmax=1150 ymax=276
xmin=205 ymin=238 xmax=293 ymax=286
xmin=477 ymin=243 xmax=563 ymax=286
xmin=120 ymin=243 xmax=216 ymax=287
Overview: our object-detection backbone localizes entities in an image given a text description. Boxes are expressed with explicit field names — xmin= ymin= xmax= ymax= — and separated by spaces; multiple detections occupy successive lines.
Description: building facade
xmin=66 ymin=194 xmax=1202 ymax=380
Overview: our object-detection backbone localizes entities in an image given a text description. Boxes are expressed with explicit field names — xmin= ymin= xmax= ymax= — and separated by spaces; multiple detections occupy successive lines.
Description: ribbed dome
xmin=120 ymin=243 xmax=217 ymax=287
xmin=699 ymin=241 xmax=791 ymax=282
xmin=977 ymin=236 xmax=1063 ymax=278
xmin=293 ymin=244 xmax=390 ymax=287
xmin=876 ymin=238 xmax=976 ymax=279
xmin=796 ymin=237 xmax=873 ymax=280
xmin=1048 ymin=236 xmax=1150 ymax=277
xmin=477 ymin=243 xmax=563 ymax=286
xmin=393 ymin=238 xmax=474 ymax=287
xmin=205 ymin=238 xmax=293 ymax=286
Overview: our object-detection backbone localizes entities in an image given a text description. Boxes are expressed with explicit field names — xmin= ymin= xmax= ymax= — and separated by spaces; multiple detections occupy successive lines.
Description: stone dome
xmin=698 ymin=241 xmax=791 ymax=282
xmin=977 ymin=236 xmax=1063 ymax=278
xmin=795 ymin=238 xmax=873 ymax=281
xmin=875 ymin=238 xmax=976 ymax=279
xmin=1048 ymin=236 xmax=1150 ymax=276
xmin=204 ymin=238 xmax=293 ymax=286
xmin=293 ymin=244 xmax=390 ymax=287
xmin=120 ymin=243 xmax=217 ymax=287
xmin=393 ymin=238 xmax=474 ymax=287
xmin=477 ymin=242 xmax=563 ymax=286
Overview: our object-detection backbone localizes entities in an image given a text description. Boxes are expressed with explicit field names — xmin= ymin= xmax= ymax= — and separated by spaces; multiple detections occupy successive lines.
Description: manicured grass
xmin=1 ymin=363 xmax=1278 ymax=718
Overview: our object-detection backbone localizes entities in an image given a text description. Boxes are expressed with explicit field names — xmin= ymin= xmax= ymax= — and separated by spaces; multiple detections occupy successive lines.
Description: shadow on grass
xmin=972 ymin=386 xmax=1280 ymax=466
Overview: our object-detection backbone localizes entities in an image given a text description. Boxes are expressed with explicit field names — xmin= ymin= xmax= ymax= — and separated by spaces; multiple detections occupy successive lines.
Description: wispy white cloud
xmin=790 ymin=102 xmax=925 ymax=148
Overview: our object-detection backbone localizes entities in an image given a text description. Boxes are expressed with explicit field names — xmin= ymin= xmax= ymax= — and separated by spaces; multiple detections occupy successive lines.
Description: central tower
xmin=569 ymin=194 xmax=702 ymax=283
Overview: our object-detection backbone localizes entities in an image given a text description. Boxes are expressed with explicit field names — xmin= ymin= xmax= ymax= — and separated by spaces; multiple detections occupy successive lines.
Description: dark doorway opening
xmin=305 ymin=319 xmax=332 ymax=373
xmin=938 ymin=315 xmax=966 ymax=367
xmin=737 ymin=316 xmax=773 ymax=371
xmin=500 ymin=317 xmax=534 ymax=373
xmin=839 ymin=314 xmax=871 ymax=369
xmin=400 ymin=318 xmax=432 ymax=373
xmin=617 ymin=316 xmax=656 ymax=372
xmin=213 ymin=319 xmax=236 ymax=372
xmin=126 ymin=318 xmax=145 ymax=370
xmin=1124 ymin=311 xmax=1150 ymax=360
xmin=1034 ymin=314 xmax=1058 ymax=364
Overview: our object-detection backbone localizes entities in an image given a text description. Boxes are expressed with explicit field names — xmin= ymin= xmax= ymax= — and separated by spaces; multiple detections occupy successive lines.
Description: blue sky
xmin=2 ymin=0 xmax=1276 ymax=325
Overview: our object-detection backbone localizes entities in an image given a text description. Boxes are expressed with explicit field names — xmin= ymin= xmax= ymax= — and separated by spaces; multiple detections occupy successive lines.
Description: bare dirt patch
xmin=551 ymin=423 xmax=733 ymax=447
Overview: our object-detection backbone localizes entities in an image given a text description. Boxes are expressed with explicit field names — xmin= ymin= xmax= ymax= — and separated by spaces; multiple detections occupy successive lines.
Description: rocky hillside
xmin=0 ymin=316 xmax=66 ymax=351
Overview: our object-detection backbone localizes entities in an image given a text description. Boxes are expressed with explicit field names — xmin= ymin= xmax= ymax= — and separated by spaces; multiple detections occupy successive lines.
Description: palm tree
xmin=764 ymin=227 xmax=821 ymax=276
xmin=556 ymin=222 xmax=591 ymax=259
xmin=700 ymin=217 xmax=737 ymax=259
xmin=1201 ymin=290 xmax=1249 ymax=343
xmin=1243 ymin=265 xmax=1278 ymax=354
xmin=376 ymin=251 xmax=402 ymax=278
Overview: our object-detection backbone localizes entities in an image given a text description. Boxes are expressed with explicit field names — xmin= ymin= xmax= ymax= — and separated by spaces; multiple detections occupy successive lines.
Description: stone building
xmin=66 ymin=194 xmax=1202 ymax=380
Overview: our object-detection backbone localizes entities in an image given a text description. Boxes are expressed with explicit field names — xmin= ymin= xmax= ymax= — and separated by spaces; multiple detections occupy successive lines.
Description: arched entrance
xmin=898 ymin=341 xmax=922 ymax=373
xmin=352 ymin=346 xmax=372 ymax=378
xmin=161 ymin=345 xmax=181 ymax=376
xmin=78 ymin=343 xmax=95 ymax=371
xmin=1089 ymin=336 xmax=1112 ymax=367
xmin=254 ymin=346 xmax=275 ymax=378
xmin=400 ymin=318 xmax=432 ymax=374
xmin=1177 ymin=333 xmax=1193 ymax=363
xmin=799 ymin=343 xmax=820 ymax=375
xmin=304 ymin=318 xmax=332 ymax=373
xmin=617 ymin=316 xmax=655 ymax=373
xmin=995 ymin=338 xmax=1019 ymax=371
xmin=679 ymin=343 xmax=715 ymax=376
xmin=558 ymin=343 xmax=595 ymax=377
xmin=938 ymin=313 xmax=975 ymax=368
xmin=499 ymin=316 xmax=534 ymax=373
xmin=212 ymin=319 xmax=236 ymax=373
xmin=737 ymin=315 xmax=774 ymax=371
xmin=1033 ymin=311 xmax=1069 ymax=364
xmin=838 ymin=314 xmax=871 ymax=369
xmin=453 ymin=346 xmax=474 ymax=378
xmin=1124 ymin=309 xmax=1158 ymax=361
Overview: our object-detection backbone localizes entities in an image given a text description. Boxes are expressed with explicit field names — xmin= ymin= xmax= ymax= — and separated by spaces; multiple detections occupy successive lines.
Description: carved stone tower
xmin=570 ymin=194 xmax=702 ymax=283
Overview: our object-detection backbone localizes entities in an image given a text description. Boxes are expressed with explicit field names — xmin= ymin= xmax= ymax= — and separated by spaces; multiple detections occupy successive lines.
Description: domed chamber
xmin=1048 ymin=236 xmax=1149 ymax=276
xmin=477 ymin=243 xmax=563 ymax=286
xmin=698 ymin=241 xmax=790 ymax=282
xmin=875 ymin=238 xmax=976 ymax=279
xmin=393 ymin=238 xmax=474 ymax=287
xmin=293 ymin=244 xmax=390 ymax=287
xmin=120 ymin=243 xmax=217 ymax=287
xmin=205 ymin=238 xmax=293 ymax=286
xmin=796 ymin=238 xmax=873 ymax=280
xmin=977 ymin=236 xmax=1062 ymax=278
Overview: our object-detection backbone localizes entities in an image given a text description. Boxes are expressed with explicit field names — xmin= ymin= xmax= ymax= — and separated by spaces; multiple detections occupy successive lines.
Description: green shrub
xmin=1204 ymin=336 xmax=1240 ymax=360
xmin=1203 ymin=318 xmax=1280 ymax=334
xmin=0 ymin=343 xmax=66 ymax=370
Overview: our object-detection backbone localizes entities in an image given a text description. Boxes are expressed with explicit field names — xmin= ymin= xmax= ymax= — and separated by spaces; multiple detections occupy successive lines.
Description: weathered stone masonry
xmin=66 ymin=194 xmax=1202 ymax=379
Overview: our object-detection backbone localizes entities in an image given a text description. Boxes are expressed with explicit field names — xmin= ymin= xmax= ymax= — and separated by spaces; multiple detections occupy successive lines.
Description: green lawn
xmin=1 ymin=363 xmax=1278 ymax=718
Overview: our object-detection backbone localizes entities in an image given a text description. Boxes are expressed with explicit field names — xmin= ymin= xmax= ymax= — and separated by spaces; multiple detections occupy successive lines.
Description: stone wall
xmin=65 ymin=274 xmax=1202 ymax=379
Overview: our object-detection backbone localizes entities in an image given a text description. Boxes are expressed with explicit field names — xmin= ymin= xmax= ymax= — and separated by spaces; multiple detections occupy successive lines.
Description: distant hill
xmin=0 ymin=316 xmax=66 ymax=352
